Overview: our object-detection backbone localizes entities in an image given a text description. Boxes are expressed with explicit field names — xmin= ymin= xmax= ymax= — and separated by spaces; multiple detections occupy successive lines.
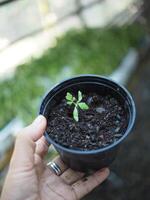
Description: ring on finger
xmin=47 ymin=161 xmax=62 ymax=176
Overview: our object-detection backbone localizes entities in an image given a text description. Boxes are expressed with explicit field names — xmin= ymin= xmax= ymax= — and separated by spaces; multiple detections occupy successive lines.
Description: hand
xmin=1 ymin=115 xmax=109 ymax=200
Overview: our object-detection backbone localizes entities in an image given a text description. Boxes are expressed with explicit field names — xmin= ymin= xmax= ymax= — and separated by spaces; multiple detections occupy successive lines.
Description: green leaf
xmin=79 ymin=102 xmax=89 ymax=110
xmin=66 ymin=92 xmax=73 ymax=101
xmin=78 ymin=90 xmax=82 ymax=102
xmin=73 ymin=107 xmax=79 ymax=122
xmin=67 ymin=101 xmax=72 ymax=105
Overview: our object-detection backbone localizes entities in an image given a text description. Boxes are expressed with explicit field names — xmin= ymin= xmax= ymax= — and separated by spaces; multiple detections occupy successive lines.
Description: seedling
xmin=66 ymin=91 xmax=89 ymax=122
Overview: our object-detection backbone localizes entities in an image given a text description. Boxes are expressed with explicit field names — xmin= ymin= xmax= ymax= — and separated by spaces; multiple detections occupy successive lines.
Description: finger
xmin=35 ymin=136 xmax=49 ymax=158
xmin=72 ymin=168 xmax=110 ymax=199
xmin=61 ymin=168 xmax=84 ymax=185
xmin=47 ymin=156 xmax=68 ymax=175
xmin=34 ymin=153 xmax=46 ymax=176
xmin=34 ymin=136 xmax=49 ymax=174
xmin=10 ymin=115 xmax=47 ymax=169
xmin=25 ymin=115 xmax=47 ymax=141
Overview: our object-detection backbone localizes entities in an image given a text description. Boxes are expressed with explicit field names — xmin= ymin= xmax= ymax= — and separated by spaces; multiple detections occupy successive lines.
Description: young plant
xmin=66 ymin=91 xmax=89 ymax=122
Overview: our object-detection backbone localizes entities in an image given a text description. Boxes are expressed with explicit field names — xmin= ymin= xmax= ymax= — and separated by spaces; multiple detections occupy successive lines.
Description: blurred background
xmin=0 ymin=0 xmax=150 ymax=199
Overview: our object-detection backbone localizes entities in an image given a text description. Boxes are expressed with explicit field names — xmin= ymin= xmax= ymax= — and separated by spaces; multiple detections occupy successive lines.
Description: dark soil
xmin=47 ymin=93 xmax=128 ymax=150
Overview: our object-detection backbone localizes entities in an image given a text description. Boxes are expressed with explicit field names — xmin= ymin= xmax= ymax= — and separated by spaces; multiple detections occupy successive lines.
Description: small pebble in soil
xmin=87 ymin=96 xmax=93 ymax=105
xmin=114 ymin=127 xmax=120 ymax=133
xmin=47 ymin=93 xmax=128 ymax=151
xmin=96 ymin=107 xmax=106 ymax=114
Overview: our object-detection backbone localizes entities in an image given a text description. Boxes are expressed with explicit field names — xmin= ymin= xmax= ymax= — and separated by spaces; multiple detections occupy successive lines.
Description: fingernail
xmin=33 ymin=115 xmax=45 ymax=126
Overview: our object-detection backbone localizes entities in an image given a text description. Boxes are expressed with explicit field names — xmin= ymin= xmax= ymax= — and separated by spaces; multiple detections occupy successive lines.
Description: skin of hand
xmin=1 ymin=115 xmax=110 ymax=200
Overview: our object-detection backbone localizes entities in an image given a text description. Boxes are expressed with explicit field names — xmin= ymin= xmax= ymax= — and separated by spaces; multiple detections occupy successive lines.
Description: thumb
xmin=10 ymin=115 xmax=47 ymax=170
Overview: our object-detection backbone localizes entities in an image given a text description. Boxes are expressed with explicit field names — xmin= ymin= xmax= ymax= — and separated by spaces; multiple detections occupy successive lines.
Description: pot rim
xmin=40 ymin=74 xmax=136 ymax=155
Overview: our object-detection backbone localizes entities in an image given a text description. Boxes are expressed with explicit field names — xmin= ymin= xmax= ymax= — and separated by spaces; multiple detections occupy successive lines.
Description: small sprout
xmin=65 ymin=91 xmax=89 ymax=122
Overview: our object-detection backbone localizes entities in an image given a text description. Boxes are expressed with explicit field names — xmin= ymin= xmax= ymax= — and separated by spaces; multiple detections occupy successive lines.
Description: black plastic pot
xmin=40 ymin=75 xmax=136 ymax=172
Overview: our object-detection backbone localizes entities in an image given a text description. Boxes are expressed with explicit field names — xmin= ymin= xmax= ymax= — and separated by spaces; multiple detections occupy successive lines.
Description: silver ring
xmin=47 ymin=161 xmax=62 ymax=176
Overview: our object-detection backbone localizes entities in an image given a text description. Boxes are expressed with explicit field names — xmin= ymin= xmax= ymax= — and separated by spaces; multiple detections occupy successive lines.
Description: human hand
xmin=1 ymin=115 xmax=109 ymax=200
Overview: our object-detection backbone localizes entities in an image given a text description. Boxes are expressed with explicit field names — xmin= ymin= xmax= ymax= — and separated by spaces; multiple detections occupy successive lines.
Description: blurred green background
xmin=0 ymin=25 xmax=143 ymax=128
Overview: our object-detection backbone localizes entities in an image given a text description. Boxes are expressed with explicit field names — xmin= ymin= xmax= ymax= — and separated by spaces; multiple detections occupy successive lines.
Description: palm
xmin=32 ymin=145 xmax=78 ymax=200
xmin=39 ymin=167 xmax=77 ymax=200
xmin=26 ymin=138 xmax=109 ymax=200
xmin=20 ymin=163 xmax=76 ymax=200
xmin=9 ymin=153 xmax=77 ymax=200
xmin=36 ymin=156 xmax=108 ymax=200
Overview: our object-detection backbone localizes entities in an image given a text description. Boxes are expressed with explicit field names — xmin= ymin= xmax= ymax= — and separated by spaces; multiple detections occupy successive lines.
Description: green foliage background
xmin=0 ymin=25 xmax=143 ymax=128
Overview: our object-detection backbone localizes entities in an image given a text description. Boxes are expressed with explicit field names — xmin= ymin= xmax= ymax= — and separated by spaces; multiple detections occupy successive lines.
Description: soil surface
xmin=47 ymin=93 xmax=128 ymax=150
